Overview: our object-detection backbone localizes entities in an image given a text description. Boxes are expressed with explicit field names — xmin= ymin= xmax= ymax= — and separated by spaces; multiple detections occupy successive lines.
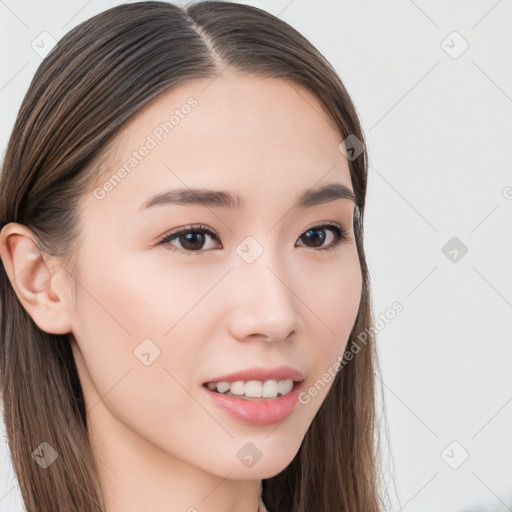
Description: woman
xmin=0 ymin=1 xmax=387 ymax=511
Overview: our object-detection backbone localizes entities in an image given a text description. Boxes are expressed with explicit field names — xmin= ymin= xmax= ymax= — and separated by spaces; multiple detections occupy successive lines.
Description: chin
xmin=214 ymin=435 xmax=302 ymax=480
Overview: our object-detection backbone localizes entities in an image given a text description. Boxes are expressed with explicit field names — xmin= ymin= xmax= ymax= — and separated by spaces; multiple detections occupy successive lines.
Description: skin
xmin=0 ymin=72 xmax=362 ymax=512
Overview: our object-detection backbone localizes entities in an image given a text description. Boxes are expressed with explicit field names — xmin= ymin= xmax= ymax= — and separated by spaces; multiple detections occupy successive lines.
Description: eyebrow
xmin=140 ymin=182 xmax=356 ymax=211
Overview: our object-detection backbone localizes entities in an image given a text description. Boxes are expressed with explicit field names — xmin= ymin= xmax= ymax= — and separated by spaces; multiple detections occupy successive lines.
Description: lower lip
xmin=201 ymin=381 xmax=303 ymax=426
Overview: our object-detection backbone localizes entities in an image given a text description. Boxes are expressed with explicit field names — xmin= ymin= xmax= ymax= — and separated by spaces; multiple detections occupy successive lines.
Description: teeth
xmin=245 ymin=381 xmax=262 ymax=398
xmin=262 ymin=380 xmax=278 ymax=398
xmin=278 ymin=379 xmax=294 ymax=395
xmin=206 ymin=379 xmax=295 ymax=398
xmin=216 ymin=381 xmax=230 ymax=393
xmin=230 ymin=381 xmax=245 ymax=396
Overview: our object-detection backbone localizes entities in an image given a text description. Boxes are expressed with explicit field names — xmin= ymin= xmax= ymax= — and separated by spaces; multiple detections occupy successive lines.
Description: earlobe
xmin=0 ymin=222 xmax=73 ymax=335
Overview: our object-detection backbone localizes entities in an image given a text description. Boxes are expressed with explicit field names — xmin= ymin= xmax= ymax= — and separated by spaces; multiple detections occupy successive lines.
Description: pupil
xmin=181 ymin=232 xmax=204 ymax=250
xmin=304 ymin=228 xmax=325 ymax=247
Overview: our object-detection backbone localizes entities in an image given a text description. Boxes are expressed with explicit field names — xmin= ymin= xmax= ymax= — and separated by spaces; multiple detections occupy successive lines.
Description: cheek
xmin=296 ymin=249 xmax=362 ymax=339
xmin=73 ymin=249 xmax=219 ymax=343
xmin=71 ymin=262 xmax=209 ymax=399
xmin=292 ymin=254 xmax=362 ymax=409
xmin=70 ymin=261 xmax=210 ymax=460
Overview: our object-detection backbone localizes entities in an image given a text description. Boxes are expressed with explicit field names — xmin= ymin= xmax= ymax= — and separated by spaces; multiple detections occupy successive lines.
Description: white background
xmin=1 ymin=1 xmax=511 ymax=511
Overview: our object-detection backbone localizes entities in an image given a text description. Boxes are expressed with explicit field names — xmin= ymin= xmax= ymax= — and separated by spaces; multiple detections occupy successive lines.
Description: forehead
xmin=87 ymin=73 xmax=353 ymax=214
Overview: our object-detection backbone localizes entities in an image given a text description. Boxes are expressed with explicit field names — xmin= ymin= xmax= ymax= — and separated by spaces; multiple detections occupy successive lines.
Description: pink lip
xmin=201 ymin=380 xmax=304 ymax=426
xmin=203 ymin=365 xmax=305 ymax=384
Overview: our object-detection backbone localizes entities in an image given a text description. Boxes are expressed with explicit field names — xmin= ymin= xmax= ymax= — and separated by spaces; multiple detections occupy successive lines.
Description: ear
xmin=0 ymin=222 xmax=73 ymax=335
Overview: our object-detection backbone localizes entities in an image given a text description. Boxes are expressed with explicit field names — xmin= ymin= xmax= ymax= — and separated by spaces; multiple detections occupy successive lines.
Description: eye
xmin=157 ymin=224 xmax=220 ymax=255
xmin=157 ymin=221 xmax=351 ymax=255
xmin=295 ymin=222 xmax=351 ymax=251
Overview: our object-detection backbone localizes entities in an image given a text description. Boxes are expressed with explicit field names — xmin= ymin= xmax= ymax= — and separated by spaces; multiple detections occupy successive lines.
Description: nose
xmin=225 ymin=244 xmax=300 ymax=343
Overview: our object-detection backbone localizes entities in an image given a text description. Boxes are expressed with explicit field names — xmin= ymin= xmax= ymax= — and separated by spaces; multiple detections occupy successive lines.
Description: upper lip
xmin=203 ymin=365 xmax=305 ymax=384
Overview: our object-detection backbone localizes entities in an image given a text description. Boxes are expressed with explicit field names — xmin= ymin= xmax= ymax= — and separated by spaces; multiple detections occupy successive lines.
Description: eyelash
xmin=156 ymin=222 xmax=352 ymax=256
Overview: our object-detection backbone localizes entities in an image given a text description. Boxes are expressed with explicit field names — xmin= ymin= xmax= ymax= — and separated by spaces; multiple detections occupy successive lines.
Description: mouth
xmin=202 ymin=379 xmax=303 ymax=401
xmin=201 ymin=369 xmax=305 ymax=425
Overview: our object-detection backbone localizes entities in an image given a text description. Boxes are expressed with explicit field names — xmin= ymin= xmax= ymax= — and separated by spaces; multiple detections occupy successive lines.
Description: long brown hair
xmin=0 ymin=2 xmax=389 ymax=510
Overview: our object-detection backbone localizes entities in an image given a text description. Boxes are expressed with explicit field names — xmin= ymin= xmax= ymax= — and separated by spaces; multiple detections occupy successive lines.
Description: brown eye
xmin=158 ymin=225 xmax=220 ymax=254
xmin=157 ymin=222 xmax=351 ymax=255
xmin=296 ymin=223 xmax=350 ymax=251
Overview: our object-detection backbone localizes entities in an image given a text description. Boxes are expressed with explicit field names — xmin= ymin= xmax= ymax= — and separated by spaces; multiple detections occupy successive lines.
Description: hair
xmin=0 ymin=1 xmax=390 ymax=511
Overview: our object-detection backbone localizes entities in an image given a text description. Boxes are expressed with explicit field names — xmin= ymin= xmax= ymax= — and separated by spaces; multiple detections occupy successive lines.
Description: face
xmin=67 ymin=72 xmax=362 ymax=480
